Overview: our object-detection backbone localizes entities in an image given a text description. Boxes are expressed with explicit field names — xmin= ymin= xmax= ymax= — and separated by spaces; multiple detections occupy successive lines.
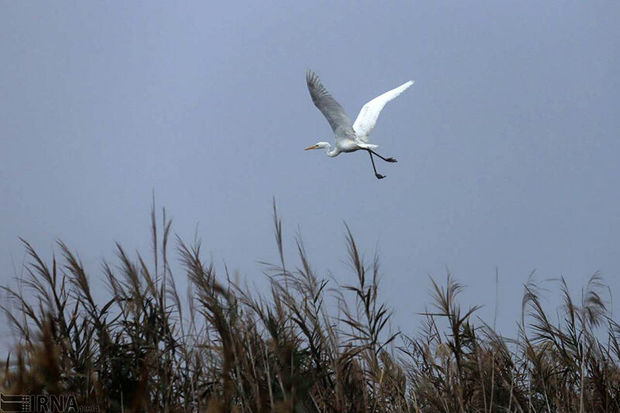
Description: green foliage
xmin=1 ymin=204 xmax=619 ymax=412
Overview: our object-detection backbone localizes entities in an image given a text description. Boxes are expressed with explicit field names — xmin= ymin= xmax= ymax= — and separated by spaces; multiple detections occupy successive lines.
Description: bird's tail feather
xmin=357 ymin=143 xmax=379 ymax=150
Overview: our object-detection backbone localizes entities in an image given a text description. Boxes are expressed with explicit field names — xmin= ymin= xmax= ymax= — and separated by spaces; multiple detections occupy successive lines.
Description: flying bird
xmin=305 ymin=69 xmax=414 ymax=179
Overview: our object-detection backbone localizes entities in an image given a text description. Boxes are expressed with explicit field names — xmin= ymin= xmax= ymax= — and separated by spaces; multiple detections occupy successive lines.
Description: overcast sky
xmin=1 ymin=1 xmax=619 ymax=347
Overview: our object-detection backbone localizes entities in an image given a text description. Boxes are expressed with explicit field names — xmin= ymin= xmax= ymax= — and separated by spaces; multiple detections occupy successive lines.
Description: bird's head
xmin=305 ymin=142 xmax=330 ymax=151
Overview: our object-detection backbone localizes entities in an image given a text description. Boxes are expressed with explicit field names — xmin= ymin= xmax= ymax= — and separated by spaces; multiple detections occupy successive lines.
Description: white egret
xmin=305 ymin=69 xmax=414 ymax=179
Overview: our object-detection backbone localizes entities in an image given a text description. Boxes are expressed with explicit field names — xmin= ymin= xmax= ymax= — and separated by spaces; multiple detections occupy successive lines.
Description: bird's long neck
xmin=325 ymin=144 xmax=339 ymax=157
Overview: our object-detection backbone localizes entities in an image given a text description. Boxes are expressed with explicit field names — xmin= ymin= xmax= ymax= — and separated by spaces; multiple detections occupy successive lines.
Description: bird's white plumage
xmin=352 ymin=80 xmax=414 ymax=141
xmin=305 ymin=69 xmax=413 ymax=179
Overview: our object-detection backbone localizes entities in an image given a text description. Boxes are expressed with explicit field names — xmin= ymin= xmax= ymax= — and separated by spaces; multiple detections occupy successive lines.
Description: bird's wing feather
xmin=352 ymin=80 xmax=414 ymax=141
xmin=306 ymin=70 xmax=353 ymax=136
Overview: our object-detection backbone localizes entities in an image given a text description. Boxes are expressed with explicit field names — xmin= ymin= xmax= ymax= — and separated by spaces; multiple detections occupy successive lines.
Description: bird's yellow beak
xmin=305 ymin=145 xmax=317 ymax=150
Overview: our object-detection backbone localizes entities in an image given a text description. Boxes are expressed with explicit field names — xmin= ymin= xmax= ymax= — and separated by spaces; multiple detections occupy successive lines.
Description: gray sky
xmin=1 ymin=1 xmax=619 ymax=344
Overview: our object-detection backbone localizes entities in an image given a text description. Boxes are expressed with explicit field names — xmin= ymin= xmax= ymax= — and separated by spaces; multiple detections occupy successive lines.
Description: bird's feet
xmin=386 ymin=157 xmax=398 ymax=163
xmin=375 ymin=173 xmax=386 ymax=180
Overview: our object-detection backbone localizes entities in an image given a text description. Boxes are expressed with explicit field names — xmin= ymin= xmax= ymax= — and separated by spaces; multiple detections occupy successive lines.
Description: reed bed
xmin=1 ymin=204 xmax=618 ymax=412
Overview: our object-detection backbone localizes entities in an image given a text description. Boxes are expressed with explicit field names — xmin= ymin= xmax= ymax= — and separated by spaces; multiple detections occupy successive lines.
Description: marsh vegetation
xmin=2 ymin=205 xmax=619 ymax=412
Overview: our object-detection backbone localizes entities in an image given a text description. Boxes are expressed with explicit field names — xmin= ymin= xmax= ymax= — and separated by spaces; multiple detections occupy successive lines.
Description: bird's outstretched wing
xmin=352 ymin=80 xmax=414 ymax=141
xmin=306 ymin=70 xmax=353 ymax=135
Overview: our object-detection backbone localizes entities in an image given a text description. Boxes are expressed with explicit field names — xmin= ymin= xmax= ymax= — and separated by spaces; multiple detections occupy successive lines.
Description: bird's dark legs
xmin=367 ymin=150 xmax=385 ymax=179
xmin=369 ymin=149 xmax=397 ymax=163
